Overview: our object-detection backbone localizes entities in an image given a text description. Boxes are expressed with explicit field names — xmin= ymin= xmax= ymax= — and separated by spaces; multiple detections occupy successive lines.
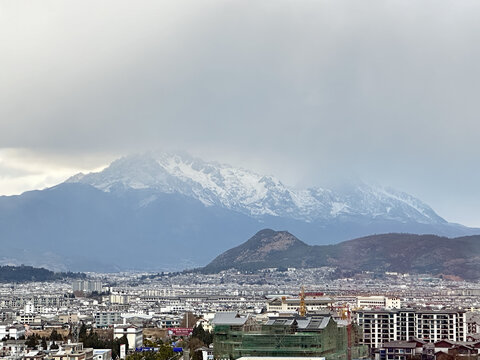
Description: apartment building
xmin=266 ymin=294 xmax=334 ymax=313
xmin=51 ymin=342 xmax=93 ymax=360
xmin=113 ymin=325 xmax=142 ymax=350
xmin=0 ymin=324 xmax=25 ymax=340
xmin=356 ymin=296 xmax=401 ymax=309
xmin=72 ymin=280 xmax=102 ymax=293
xmin=94 ymin=311 xmax=123 ymax=327
xmin=355 ymin=309 xmax=467 ymax=349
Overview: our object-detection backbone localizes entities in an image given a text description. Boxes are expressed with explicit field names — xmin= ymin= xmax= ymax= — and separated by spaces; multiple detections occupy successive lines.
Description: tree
xmin=191 ymin=324 xmax=213 ymax=346
xmin=180 ymin=312 xmax=197 ymax=328
xmin=51 ymin=341 xmax=59 ymax=350
xmin=188 ymin=337 xmax=205 ymax=356
xmin=112 ymin=335 xmax=128 ymax=359
xmin=192 ymin=349 xmax=203 ymax=360
xmin=125 ymin=346 xmax=174 ymax=360
xmin=157 ymin=345 xmax=175 ymax=360
xmin=79 ymin=323 xmax=87 ymax=343
xmin=41 ymin=337 xmax=47 ymax=349
xmin=26 ymin=335 xmax=38 ymax=349
xmin=50 ymin=329 xmax=63 ymax=341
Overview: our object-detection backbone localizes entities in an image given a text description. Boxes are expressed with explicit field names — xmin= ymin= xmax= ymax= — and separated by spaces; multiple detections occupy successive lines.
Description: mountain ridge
xmin=203 ymin=229 xmax=480 ymax=280
xmin=67 ymin=152 xmax=447 ymax=225
xmin=0 ymin=152 xmax=478 ymax=271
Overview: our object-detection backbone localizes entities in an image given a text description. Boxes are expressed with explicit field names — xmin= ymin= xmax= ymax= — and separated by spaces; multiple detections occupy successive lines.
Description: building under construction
xmin=212 ymin=312 xmax=369 ymax=360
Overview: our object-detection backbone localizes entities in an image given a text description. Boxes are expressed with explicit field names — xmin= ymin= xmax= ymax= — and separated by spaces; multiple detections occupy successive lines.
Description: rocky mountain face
xmin=0 ymin=152 xmax=478 ymax=271
xmin=203 ymin=229 xmax=480 ymax=280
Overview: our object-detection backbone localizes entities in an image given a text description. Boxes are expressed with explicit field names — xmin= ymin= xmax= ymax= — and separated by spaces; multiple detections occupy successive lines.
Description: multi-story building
xmin=94 ymin=311 xmax=123 ymax=327
xmin=355 ymin=309 xmax=467 ymax=350
xmin=113 ymin=325 xmax=143 ymax=351
xmin=356 ymin=296 xmax=401 ymax=309
xmin=51 ymin=342 xmax=93 ymax=360
xmin=109 ymin=294 xmax=129 ymax=305
xmin=266 ymin=294 xmax=334 ymax=314
xmin=17 ymin=314 xmax=42 ymax=324
xmin=213 ymin=312 xmax=368 ymax=360
xmin=0 ymin=324 xmax=25 ymax=340
xmin=72 ymin=280 xmax=102 ymax=293
xmin=93 ymin=349 xmax=112 ymax=360
xmin=58 ymin=314 xmax=80 ymax=324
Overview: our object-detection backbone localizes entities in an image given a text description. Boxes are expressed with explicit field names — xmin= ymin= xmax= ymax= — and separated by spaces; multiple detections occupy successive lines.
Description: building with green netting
xmin=212 ymin=313 xmax=369 ymax=360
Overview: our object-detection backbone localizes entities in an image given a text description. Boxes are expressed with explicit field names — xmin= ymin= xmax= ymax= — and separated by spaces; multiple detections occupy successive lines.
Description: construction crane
xmin=299 ymin=286 xmax=306 ymax=316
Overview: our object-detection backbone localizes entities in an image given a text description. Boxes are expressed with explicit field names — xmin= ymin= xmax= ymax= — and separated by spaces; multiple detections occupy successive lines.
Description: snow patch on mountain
xmin=66 ymin=153 xmax=447 ymax=225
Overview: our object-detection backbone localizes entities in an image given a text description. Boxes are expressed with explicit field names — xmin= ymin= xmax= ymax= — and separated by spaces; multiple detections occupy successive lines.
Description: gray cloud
xmin=1 ymin=0 xmax=479 ymax=225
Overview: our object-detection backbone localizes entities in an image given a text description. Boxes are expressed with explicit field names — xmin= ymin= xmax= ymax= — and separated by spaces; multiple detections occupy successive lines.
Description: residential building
xmin=355 ymin=309 xmax=467 ymax=350
xmin=94 ymin=312 xmax=123 ymax=327
xmin=72 ymin=280 xmax=102 ymax=293
xmin=51 ymin=342 xmax=94 ymax=360
xmin=356 ymin=296 xmax=401 ymax=310
xmin=0 ymin=324 xmax=25 ymax=340
xmin=213 ymin=312 xmax=368 ymax=360
xmin=114 ymin=325 xmax=142 ymax=351
xmin=93 ymin=349 xmax=112 ymax=360
xmin=266 ymin=295 xmax=334 ymax=314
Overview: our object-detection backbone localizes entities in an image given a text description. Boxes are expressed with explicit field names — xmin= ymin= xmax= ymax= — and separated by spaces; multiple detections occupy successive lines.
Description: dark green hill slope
xmin=0 ymin=265 xmax=85 ymax=283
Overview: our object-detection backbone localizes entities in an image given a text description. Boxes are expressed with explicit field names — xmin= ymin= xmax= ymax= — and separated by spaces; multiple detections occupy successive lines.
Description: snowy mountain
xmin=0 ymin=152 xmax=477 ymax=272
xmin=67 ymin=153 xmax=446 ymax=225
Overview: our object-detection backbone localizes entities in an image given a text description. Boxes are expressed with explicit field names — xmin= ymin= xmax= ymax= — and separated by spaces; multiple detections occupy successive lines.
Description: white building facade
xmin=356 ymin=296 xmax=401 ymax=309
xmin=113 ymin=325 xmax=143 ymax=351
xmin=355 ymin=309 xmax=467 ymax=350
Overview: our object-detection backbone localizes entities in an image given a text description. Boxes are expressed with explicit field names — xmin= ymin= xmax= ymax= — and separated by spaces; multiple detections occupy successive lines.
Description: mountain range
xmin=0 ymin=152 xmax=478 ymax=271
xmin=203 ymin=229 xmax=480 ymax=280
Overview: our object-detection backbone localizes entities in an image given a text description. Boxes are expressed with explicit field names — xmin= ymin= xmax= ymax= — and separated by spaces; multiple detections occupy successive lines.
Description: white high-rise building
xmin=24 ymin=301 xmax=35 ymax=314
xmin=72 ymin=280 xmax=102 ymax=293
xmin=355 ymin=309 xmax=467 ymax=350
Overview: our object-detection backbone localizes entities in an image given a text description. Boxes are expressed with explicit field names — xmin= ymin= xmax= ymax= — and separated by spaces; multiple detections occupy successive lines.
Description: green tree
xmin=157 ymin=344 xmax=174 ymax=360
xmin=26 ymin=335 xmax=38 ymax=349
xmin=79 ymin=323 xmax=87 ymax=343
xmin=192 ymin=349 xmax=203 ymax=360
xmin=191 ymin=324 xmax=213 ymax=346
xmin=188 ymin=337 xmax=205 ymax=356
xmin=50 ymin=329 xmax=63 ymax=341
xmin=112 ymin=335 xmax=128 ymax=359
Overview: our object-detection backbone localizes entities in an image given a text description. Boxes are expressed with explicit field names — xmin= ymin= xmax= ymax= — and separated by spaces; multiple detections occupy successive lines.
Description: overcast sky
xmin=1 ymin=0 xmax=479 ymax=226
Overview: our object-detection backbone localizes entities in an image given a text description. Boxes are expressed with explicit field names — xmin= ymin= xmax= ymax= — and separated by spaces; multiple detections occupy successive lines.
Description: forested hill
xmin=0 ymin=265 xmax=86 ymax=282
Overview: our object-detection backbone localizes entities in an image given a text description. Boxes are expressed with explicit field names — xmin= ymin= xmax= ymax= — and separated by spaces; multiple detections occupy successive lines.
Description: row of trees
xmin=189 ymin=323 xmax=213 ymax=360
xmin=22 ymin=316 xmax=214 ymax=360
xmin=78 ymin=323 xmax=128 ymax=358
xmin=22 ymin=324 xmax=127 ymax=359
xmin=24 ymin=334 xmax=60 ymax=350
xmin=125 ymin=345 xmax=174 ymax=360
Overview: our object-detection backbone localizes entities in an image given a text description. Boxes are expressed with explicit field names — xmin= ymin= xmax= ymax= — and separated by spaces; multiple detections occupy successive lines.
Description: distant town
xmin=2 ymin=267 xmax=480 ymax=360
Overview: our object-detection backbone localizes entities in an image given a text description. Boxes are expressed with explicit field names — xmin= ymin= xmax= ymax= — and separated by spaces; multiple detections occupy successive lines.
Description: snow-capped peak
xmin=66 ymin=152 xmax=446 ymax=224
